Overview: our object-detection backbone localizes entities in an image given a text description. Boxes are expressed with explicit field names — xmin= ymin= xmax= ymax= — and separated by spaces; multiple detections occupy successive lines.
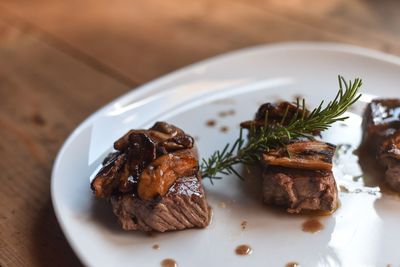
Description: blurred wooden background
xmin=0 ymin=0 xmax=400 ymax=266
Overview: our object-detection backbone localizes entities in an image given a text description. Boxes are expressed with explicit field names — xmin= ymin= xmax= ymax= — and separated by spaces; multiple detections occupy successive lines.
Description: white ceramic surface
xmin=52 ymin=42 xmax=400 ymax=267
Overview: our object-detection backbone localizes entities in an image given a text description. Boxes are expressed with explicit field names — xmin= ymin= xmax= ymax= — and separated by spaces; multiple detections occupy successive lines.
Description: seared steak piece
xmin=262 ymin=166 xmax=337 ymax=213
xmin=362 ymin=99 xmax=400 ymax=192
xmin=262 ymin=140 xmax=338 ymax=213
xmin=242 ymin=102 xmax=338 ymax=213
xmin=378 ymin=129 xmax=400 ymax=191
xmin=362 ymin=99 xmax=400 ymax=149
xmin=91 ymin=122 xmax=210 ymax=232
xmin=111 ymin=174 xmax=210 ymax=232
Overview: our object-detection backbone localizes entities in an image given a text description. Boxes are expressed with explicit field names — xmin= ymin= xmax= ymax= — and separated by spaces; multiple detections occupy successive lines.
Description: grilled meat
xmin=262 ymin=166 xmax=338 ymax=213
xmin=111 ymin=174 xmax=210 ymax=232
xmin=378 ymin=129 xmax=400 ymax=191
xmin=91 ymin=121 xmax=210 ymax=232
xmin=261 ymin=140 xmax=338 ymax=213
xmin=242 ymin=102 xmax=338 ymax=213
xmin=362 ymin=99 xmax=400 ymax=192
xmin=362 ymin=99 xmax=400 ymax=149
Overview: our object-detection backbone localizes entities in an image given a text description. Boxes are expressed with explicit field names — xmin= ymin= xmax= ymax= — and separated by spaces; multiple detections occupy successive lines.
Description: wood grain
xmin=0 ymin=0 xmax=399 ymax=266
xmin=1 ymin=0 xmax=400 ymax=84
xmin=0 ymin=17 xmax=128 ymax=267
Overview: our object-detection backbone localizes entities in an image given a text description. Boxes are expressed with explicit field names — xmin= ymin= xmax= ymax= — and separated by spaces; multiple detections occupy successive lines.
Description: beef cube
xmin=362 ymin=99 xmax=400 ymax=192
xmin=91 ymin=122 xmax=210 ymax=232
xmin=261 ymin=140 xmax=338 ymax=213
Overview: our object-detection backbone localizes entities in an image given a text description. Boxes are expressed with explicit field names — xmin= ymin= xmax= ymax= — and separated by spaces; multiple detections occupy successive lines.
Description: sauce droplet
xmin=161 ymin=258 xmax=177 ymax=267
xmin=206 ymin=120 xmax=216 ymax=127
xmin=302 ymin=218 xmax=324 ymax=233
xmin=241 ymin=220 xmax=247 ymax=230
xmin=152 ymin=244 xmax=160 ymax=250
xmin=220 ymin=126 xmax=229 ymax=133
xmin=218 ymin=109 xmax=235 ymax=117
xmin=286 ymin=262 xmax=300 ymax=267
xmin=146 ymin=231 xmax=156 ymax=237
xmin=235 ymin=244 xmax=252 ymax=256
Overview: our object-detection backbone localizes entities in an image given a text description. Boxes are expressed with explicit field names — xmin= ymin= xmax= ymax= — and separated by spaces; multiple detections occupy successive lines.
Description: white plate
xmin=52 ymin=42 xmax=400 ymax=267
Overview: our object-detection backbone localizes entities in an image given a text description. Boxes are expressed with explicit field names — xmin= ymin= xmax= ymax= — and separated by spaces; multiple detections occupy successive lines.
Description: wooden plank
xmin=2 ymin=0 xmax=396 ymax=84
xmin=0 ymin=17 xmax=129 ymax=267
xmin=244 ymin=0 xmax=400 ymax=53
xmin=260 ymin=0 xmax=400 ymax=39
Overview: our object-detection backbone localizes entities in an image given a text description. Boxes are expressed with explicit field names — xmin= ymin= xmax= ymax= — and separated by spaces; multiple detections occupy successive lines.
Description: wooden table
xmin=1 ymin=1 xmax=400 ymax=266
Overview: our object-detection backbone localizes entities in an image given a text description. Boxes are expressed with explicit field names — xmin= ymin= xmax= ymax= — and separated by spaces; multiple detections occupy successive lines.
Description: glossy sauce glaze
xmin=369 ymin=99 xmax=400 ymax=126
xmin=206 ymin=119 xmax=216 ymax=127
xmin=286 ymin=262 xmax=300 ymax=267
xmin=220 ymin=126 xmax=229 ymax=133
xmin=218 ymin=109 xmax=235 ymax=117
xmin=235 ymin=245 xmax=252 ymax=256
xmin=161 ymin=258 xmax=177 ymax=267
xmin=301 ymin=218 xmax=324 ymax=233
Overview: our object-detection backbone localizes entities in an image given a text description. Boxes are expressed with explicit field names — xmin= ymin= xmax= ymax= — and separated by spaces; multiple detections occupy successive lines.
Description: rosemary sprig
xmin=201 ymin=76 xmax=362 ymax=182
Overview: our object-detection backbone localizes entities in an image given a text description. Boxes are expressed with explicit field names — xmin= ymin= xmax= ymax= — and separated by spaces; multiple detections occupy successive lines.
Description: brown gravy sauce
xmin=302 ymin=218 xmax=324 ymax=233
xmin=220 ymin=126 xmax=229 ymax=133
xmin=206 ymin=119 xmax=216 ymax=127
xmin=286 ymin=262 xmax=300 ymax=267
xmin=235 ymin=244 xmax=252 ymax=256
xmin=161 ymin=258 xmax=177 ymax=267
xmin=146 ymin=231 xmax=156 ymax=237
xmin=218 ymin=109 xmax=235 ymax=117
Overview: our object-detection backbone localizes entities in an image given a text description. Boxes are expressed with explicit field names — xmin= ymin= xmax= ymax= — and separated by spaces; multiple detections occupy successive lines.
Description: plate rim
xmin=51 ymin=41 xmax=400 ymax=266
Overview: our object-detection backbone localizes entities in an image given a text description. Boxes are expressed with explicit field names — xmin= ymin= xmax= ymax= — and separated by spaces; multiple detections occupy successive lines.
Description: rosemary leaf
xmin=200 ymin=75 xmax=362 ymax=181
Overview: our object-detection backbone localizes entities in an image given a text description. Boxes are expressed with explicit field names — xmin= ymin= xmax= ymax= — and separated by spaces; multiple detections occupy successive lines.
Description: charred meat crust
xmin=90 ymin=121 xmax=210 ymax=232
xmin=111 ymin=174 xmax=210 ymax=232
xmin=242 ymin=101 xmax=338 ymax=213
xmin=363 ymin=99 xmax=400 ymax=192
xmin=378 ymin=130 xmax=400 ymax=191
xmin=262 ymin=166 xmax=338 ymax=213
xmin=261 ymin=140 xmax=338 ymax=213
xmin=379 ymin=128 xmax=400 ymax=161
xmin=362 ymin=99 xmax=400 ymax=148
